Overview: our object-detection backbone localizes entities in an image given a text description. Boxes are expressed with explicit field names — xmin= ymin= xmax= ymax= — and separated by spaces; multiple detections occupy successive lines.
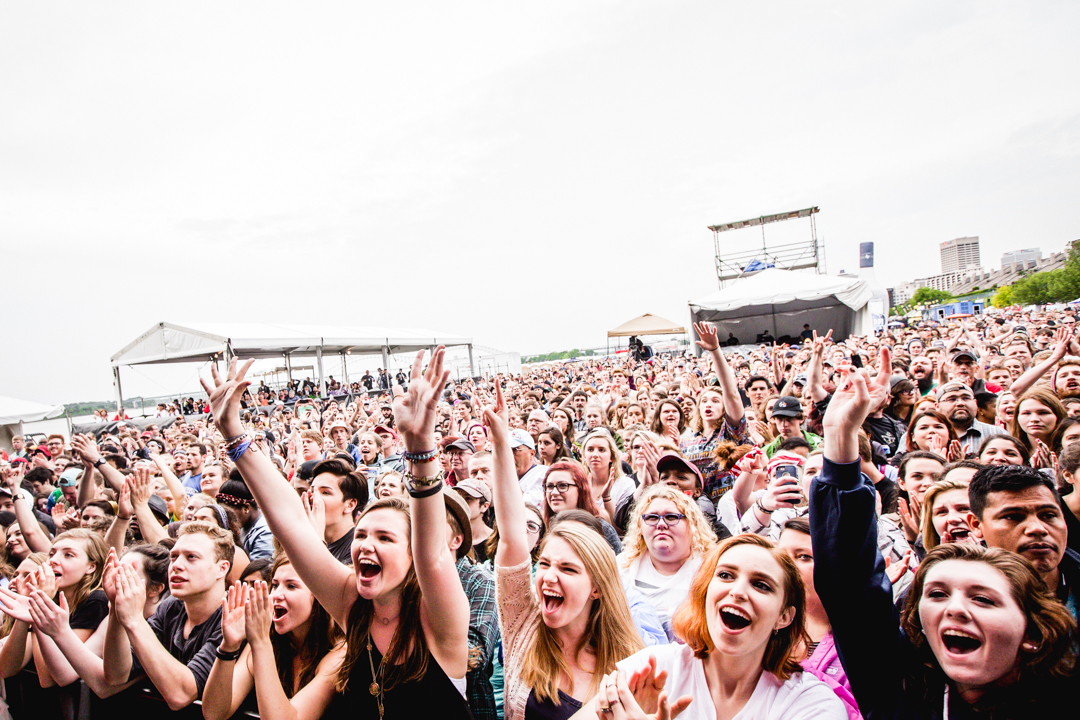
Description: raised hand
xmin=885 ymin=551 xmax=912 ymax=586
xmin=200 ymin=358 xmax=256 ymax=439
xmin=479 ymin=377 xmax=510 ymax=443
xmin=596 ymin=668 xmax=692 ymax=720
xmin=693 ymin=322 xmax=719 ymax=352
xmin=947 ymin=439 xmax=964 ymax=463
xmin=27 ymin=590 xmax=70 ymax=638
xmin=302 ymin=488 xmax=326 ymax=537
xmin=243 ymin=580 xmax=273 ymax=645
xmin=102 ymin=549 xmax=121 ymax=601
xmin=220 ymin=582 xmax=249 ymax=653
xmin=392 ymin=347 xmax=450 ymax=451
xmin=113 ymin=562 xmax=147 ymax=627
xmin=71 ymin=434 xmax=102 ymax=469
xmin=0 ymin=585 xmax=34 ymax=623
xmin=128 ymin=469 xmax=152 ymax=508
xmin=30 ymin=562 xmax=57 ymax=599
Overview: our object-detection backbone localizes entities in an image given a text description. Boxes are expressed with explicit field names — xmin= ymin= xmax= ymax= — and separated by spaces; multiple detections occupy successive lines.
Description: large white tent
xmin=688 ymin=269 xmax=873 ymax=346
xmin=0 ymin=395 xmax=65 ymax=450
xmin=110 ymin=322 xmax=475 ymax=409
xmin=607 ymin=313 xmax=686 ymax=337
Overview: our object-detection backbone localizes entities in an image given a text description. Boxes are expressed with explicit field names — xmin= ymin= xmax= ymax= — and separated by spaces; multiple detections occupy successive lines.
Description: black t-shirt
xmin=69 ymin=589 xmax=109 ymax=631
xmin=327 ymin=529 xmax=354 ymax=565
xmin=130 ymin=595 xmax=223 ymax=698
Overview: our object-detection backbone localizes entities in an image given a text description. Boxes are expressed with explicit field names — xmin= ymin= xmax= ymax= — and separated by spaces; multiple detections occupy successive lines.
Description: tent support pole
xmin=342 ymin=352 xmax=349 ymax=386
xmin=468 ymin=344 xmax=475 ymax=379
xmin=114 ymin=366 xmax=124 ymax=415
xmin=316 ymin=347 xmax=325 ymax=398
xmin=381 ymin=346 xmax=390 ymax=378
xmin=285 ymin=353 xmax=293 ymax=385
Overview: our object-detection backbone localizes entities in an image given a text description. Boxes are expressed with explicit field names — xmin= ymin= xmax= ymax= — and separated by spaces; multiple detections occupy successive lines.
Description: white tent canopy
xmin=0 ymin=395 xmax=65 ymax=450
xmin=607 ymin=313 xmax=686 ymax=338
xmin=688 ymin=269 xmax=873 ymax=346
xmin=0 ymin=395 xmax=64 ymax=426
xmin=110 ymin=322 xmax=475 ymax=409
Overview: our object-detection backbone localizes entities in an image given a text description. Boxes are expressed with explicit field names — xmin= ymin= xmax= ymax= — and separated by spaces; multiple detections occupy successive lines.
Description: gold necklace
xmin=365 ymin=633 xmax=385 ymax=720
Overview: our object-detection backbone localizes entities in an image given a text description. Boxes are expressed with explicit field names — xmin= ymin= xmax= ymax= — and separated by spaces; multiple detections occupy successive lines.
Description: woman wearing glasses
xmin=617 ymin=484 xmax=717 ymax=639
xmin=541 ymin=462 xmax=622 ymax=554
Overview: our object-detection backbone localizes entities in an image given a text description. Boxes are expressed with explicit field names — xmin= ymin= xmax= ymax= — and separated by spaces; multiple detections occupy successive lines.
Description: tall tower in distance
xmin=940 ymin=236 xmax=981 ymax=273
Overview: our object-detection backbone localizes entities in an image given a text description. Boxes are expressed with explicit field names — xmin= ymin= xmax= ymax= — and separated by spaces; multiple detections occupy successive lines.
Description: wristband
xmin=755 ymin=498 xmax=773 ymax=515
xmin=408 ymin=480 xmax=444 ymax=499
xmin=224 ymin=434 xmax=249 ymax=451
xmin=223 ymin=432 xmax=247 ymax=445
xmin=226 ymin=440 xmax=251 ymax=463
xmin=215 ymin=645 xmax=243 ymax=661
xmin=402 ymin=448 xmax=438 ymax=463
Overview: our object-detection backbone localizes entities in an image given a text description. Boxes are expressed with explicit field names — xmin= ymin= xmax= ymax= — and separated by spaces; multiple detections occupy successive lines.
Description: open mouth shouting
xmin=272 ymin=604 xmax=288 ymax=622
xmin=941 ymin=627 xmax=982 ymax=656
xmin=942 ymin=527 xmax=971 ymax=544
xmin=541 ymin=588 xmax=564 ymax=614
xmin=718 ymin=605 xmax=752 ymax=631
xmin=357 ymin=558 xmax=382 ymax=580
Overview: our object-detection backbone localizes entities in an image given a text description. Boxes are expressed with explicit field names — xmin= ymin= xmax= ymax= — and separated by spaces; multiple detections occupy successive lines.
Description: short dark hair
xmin=747 ymin=375 xmax=771 ymax=389
xmin=776 ymin=437 xmax=811 ymax=454
xmin=25 ymin=467 xmax=55 ymax=486
xmin=968 ymin=464 xmax=1058 ymax=519
xmin=190 ymin=443 xmax=209 ymax=458
xmin=312 ymin=459 xmax=369 ymax=519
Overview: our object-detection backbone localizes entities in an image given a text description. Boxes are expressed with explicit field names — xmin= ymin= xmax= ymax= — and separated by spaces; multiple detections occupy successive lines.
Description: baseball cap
xmin=770 ymin=396 xmax=804 ymax=418
xmin=297 ymin=459 xmax=320 ymax=481
xmin=445 ymin=439 xmax=476 ymax=454
xmin=509 ymin=429 xmax=535 ymax=451
xmin=655 ymin=452 xmax=703 ymax=487
xmin=936 ymin=381 xmax=974 ymax=398
xmin=146 ymin=495 xmax=171 ymax=524
xmin=952 ymin=349 xmax=979 ymax=363
xmin=454 ymin=479 xmax=491 ymax=504
xmin=59 ymin=468 xmax=82 ymax=487
xmin=792 ymin=375 xmax=808 ymax=386
xmin=373 ymin=425 xmax=398 ymax=440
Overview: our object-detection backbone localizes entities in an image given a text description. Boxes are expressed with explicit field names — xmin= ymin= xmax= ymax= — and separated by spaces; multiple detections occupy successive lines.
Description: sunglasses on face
xmin=641 ymin=512 xmax=687 ymax=527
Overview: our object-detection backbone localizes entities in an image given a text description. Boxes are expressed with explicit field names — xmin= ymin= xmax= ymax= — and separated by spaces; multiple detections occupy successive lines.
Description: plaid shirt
xmin=457 ymin=556 xmax=501 ymax=720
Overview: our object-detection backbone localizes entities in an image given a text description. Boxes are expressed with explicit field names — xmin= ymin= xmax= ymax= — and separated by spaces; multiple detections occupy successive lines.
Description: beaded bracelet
xmin=227 ymin=440 xmax=251 ymax=463
xmin=402 ymin=448 xmax=438 ymax=463
xmin=224 ymin=434 xmax=249 ymax=451
xmin=223 ymin=432 xmax=247 ymax=446
xmin=408 ymin=481 xmax=444 ymax=499
xmin=755 ymin=498 xmax=773 ymax=515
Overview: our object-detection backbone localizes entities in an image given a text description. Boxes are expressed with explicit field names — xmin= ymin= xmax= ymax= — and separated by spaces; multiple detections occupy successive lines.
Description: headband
xmin=212 ymin=504 xmax=229 ymax=528
xmin=215 ymin=493 xmax=251 ymax=508
xmin=767 ymin=453 xmax=806 ymax=476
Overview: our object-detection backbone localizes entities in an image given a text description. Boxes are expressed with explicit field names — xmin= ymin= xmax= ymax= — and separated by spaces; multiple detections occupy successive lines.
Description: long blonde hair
xmin=919 ymin=477 xmax=970 ymax=552
xmin=519 ymin=523 xmax=643 ymax=704
xmin=620 ymin=485 xmax=716 ymax=569
xmin=51 ymin=529 xmax=108 ymax=611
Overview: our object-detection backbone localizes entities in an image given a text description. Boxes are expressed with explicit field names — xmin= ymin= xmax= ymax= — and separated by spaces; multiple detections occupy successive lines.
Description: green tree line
xmin=991 ymin=244 xmax=1080 ymax=308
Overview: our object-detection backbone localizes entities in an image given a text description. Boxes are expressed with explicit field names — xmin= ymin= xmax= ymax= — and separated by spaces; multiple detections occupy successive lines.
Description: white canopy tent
xmin=607 ymin=313 xmax=686 ymax=337
xmin=688 ymin=269 xmax=873 ymax=347
xmin=110 ymin=322 xmax=475 ymax=410
xmin=0 ymin=395 xmax=65 ymax=450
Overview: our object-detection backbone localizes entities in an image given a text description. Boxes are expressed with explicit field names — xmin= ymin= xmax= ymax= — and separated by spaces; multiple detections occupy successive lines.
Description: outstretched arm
xmin=694 ymin=322 xmax=743 ymax=425
xmin=202 ymin=359 xmax=356 ymax=628
xmin=395 ymin=348 xmax=470 ymax=681
xmin=810 ymin=347 xmax=904 ymax=714
xmin=1009 ymin=327 xmax=1073 ymax=399
xmin=486 ymin=382 xmax=529 ymax=569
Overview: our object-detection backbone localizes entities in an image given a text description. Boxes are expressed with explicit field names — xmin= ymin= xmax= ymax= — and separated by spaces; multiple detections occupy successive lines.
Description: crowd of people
xmin=1 ymin=307 xmax=1079 ymax=720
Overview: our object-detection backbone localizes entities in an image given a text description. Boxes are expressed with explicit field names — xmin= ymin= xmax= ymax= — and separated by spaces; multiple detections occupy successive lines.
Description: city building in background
xmin=940 ymin=236 xmax=981 ymax=273
xmin=1001 ymin=248 xmax=1041 ymax=269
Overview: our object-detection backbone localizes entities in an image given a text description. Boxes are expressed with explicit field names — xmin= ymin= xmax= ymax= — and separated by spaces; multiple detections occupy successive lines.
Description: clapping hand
xmin=595 ymin=667 xmax=692 ymax=720
xmin=244 ymin=580 xmax=273 ymax=646
xmin=27 ymin=590 xmax=70 ymax=638
xmin=220 ymin=582 xmax=248 ymax=654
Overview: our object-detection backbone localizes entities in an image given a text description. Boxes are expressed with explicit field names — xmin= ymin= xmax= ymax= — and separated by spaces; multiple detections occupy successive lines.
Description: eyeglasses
xmin=526 ymin=521 xmax=542 ymax=534
xmin=544 ymin=481 xmax=573 ymax=494
xmin=641 ymin=512 xmax=687 ymax=527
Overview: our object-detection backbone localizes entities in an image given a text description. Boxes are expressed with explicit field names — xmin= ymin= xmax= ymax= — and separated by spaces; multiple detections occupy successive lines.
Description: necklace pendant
xmin=369 ymin=682 xmax=380 ymax=696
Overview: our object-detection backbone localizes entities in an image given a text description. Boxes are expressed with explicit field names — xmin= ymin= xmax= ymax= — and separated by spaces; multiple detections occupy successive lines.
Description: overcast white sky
xmin=2 ymin=1 xmax=1078 ymax=404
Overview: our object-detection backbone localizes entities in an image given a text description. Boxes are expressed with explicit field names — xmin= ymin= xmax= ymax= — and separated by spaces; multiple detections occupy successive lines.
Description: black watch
xmin=215 ymin=645 xmax=243 ymax=661
xmin=93 ymin=458 xmax=107 ymax=468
